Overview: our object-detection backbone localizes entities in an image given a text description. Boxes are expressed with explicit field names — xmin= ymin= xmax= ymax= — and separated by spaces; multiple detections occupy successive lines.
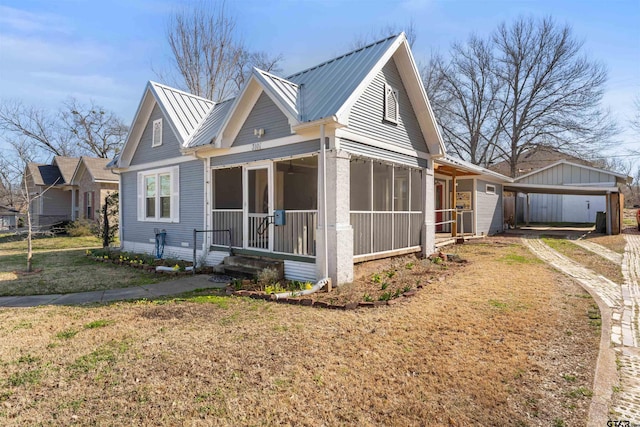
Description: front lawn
xmin=0 ymin=235 xmax=169 ymax=296
xmin=0 ymin=237 xmax=600 ymax=426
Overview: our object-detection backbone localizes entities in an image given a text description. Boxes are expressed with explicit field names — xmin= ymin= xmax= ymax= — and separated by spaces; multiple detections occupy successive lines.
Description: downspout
xmin=321 ymin=123 xmax=329 ymax=281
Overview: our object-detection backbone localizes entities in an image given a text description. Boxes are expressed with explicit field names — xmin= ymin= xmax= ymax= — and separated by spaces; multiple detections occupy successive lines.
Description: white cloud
xmin=0 ymin=5 xmax=71 ymax=35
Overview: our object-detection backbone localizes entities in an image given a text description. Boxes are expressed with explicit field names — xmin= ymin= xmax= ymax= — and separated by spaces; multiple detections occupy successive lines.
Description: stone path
xmin=523 ymin=233 xmax=640 ymax=423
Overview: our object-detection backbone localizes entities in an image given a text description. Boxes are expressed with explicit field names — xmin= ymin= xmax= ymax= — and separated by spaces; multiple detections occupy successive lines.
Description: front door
xmin=244 ymin=164 xmax=272 ymax=251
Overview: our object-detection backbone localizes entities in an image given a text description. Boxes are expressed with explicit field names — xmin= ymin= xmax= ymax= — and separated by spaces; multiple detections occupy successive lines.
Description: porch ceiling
xmin=433 ymin=164 xmax=477 ymax=177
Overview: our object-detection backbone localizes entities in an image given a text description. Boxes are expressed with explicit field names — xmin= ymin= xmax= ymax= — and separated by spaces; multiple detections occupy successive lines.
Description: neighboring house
xmin=0 ymin=205 xmax=19 ymax=230
xmin=112 ymin=33 xmax=455 ymax=285
xmin=490 ymin=147 xmax=593 ymax=178
xmin=25 ymin=156 xmax=119 ymax=227
xmin=69 ymin=157 xmax=119 ymax=221
xmin=25 ymin=157 xmax=78 ymax=227
xmin=504 ymin=160 xmax=631 ymax=233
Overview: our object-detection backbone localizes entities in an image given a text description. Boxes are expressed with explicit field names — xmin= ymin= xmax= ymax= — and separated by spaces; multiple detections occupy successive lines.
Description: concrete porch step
xmin=221 ymin=256 xmax=284 ymax=281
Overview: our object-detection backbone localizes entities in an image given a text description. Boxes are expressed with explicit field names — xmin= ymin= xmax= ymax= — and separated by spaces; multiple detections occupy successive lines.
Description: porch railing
xmin=248 ymin=213 xmax=269 ymax=250
xmin=434 ymin=209 xmax=474 ymax=236
xmin=351 ymin=211 xmax=423 ymax=256
xmin=274 ymin=210 xmax=317 ymax=256
xmin=211 ymin=210 xmax=242 ymax=247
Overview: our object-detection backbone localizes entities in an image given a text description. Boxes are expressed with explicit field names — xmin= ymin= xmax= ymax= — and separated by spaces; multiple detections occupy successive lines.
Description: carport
xmin=503 ymin=183 xmax=624 ymax=235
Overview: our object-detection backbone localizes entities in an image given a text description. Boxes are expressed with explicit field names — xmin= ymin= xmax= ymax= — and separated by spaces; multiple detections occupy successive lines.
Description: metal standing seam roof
xmin=286 ymin=34 xmax=398 ymax=122
xmin=149 ymin=81 xmax=215 ymax=142
xmin=253 ymin=69 xmax=299 ymax=119
xmin=186 ymin=99 xmax=235 ymax=148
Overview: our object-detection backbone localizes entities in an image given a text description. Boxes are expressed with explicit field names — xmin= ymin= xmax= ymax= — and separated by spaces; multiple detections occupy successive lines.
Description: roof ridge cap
xmin=148 ymin=81 xmax=216 ymax=104
xmin=286 ymin=33 xmax=400 ymax=79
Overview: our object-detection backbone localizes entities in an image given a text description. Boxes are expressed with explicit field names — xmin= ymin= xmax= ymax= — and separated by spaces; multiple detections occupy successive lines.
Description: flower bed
xmin=85 ymin=248 xmax=194 ymax=275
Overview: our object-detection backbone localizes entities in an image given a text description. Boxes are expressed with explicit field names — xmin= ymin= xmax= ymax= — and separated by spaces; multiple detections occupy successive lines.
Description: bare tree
xmin=631 ymin=93 xmax=640 ymax=134
xmin=0 ymin=100 xmax=74 ymax=158
xmin=60 ymin=98 xmax=128 ymax=158
xmin=424 ymin=36 xmax=506 ymax=167
xmin=0 ymin=99 xmax=127 ymax=162
xmin=492 ymin=16 xmax=616 ymax=177
xmin=164 ymin=1 xmax=282 ymax=101
xmin=350 ymin=21 xmax=418 ymax=50
xmin=233 ymin=50 xmax=284 ymax=93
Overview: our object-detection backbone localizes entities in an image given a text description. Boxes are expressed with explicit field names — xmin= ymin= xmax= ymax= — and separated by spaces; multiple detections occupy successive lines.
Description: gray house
xmin=113 ymin=33 xmax=460 ymax=285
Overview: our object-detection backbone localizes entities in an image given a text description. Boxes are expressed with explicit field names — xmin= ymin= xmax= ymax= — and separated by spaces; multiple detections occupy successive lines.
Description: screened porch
xmin=350 ymin=158 xmax=424 ymax=259
xmin=210 ymin=156 xmax=318 ymax=257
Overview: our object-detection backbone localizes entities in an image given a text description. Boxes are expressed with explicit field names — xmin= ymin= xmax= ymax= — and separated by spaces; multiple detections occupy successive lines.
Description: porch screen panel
xmin=410 ymin=212 xmax=423 ymax=246
xmin=372 ymin=212 xmax=393 ymax=252
xmin=373 ymin=163 xmax=392 ymax=211
xmin=394 ymin=168 xmax=409 ymax=211
xmin=273 ymin=156 xmax=318 ymax=256
xmin=351 ymin=212 xmax=371 ymax=255
xmin=212 ymin=167 xmax=243 ymax=247
xmin=394 ymin=212 xmax=410 ymax=249
xmin=410 ymin=169 xmax=422 ymax=211
xmin=350 ymin=160 xmax=371 ymax=210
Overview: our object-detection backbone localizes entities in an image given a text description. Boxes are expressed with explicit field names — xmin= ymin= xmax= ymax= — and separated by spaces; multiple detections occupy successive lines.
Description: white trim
xmin=137 ymin=165 xmax=180 ymax=223
xmin=207 ymin=134 xmax=315 ymax=158
xmin=336 ymin=129 xmax=430 ymax=159
xmin=209 ymin=151 xmax=318 ymax=170
xmin=121 ymin=155 xmax=198 ymax=172
xmin=505 ymin=183 xmax=620 ymax=195
xmin=152 ymin=118 xmax=163 ymax=147
xmin=383 ymin=82 xmax=399 ymax=123
xmin=94 ymin=179 xmax=118 ymax=184
xmin=353 ymin=246 xmax=422 ymax=263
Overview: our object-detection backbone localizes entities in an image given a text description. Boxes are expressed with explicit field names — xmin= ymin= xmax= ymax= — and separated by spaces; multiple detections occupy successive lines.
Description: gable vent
xmin=384 ymin=83 xmax=399 ymax=123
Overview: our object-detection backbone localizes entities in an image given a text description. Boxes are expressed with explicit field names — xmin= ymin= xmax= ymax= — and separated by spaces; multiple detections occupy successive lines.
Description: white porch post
xmin=71 ymin=189 xmax=76 ymax=221
xmin=422 ymin=159 xmax=435 ymax=257
xmin=316 ymin=149 xmax=353 ymax=285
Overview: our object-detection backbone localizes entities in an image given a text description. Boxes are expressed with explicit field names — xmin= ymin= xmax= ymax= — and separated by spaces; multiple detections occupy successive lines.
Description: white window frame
xmin=152 ymin=119 xmax=163 ymax=147
xmin=137 ymin=166 xmax=179 ymax=223
xmin=384 ymin=83 xmax=399 ymax=124
xmin=486 ymin=184 xmax=496 ymax=195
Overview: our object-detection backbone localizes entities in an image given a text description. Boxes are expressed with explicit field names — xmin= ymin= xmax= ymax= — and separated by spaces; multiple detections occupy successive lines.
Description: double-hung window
xmin=137 ymin=166 xmax=179 ymax=222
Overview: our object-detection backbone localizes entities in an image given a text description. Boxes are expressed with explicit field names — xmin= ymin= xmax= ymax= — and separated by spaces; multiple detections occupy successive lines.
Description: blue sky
xmin=1 ymin=0 xmax=639 ymax=162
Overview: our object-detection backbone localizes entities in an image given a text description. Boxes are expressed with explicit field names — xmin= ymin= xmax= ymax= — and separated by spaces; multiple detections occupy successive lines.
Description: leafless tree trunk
xmin=492 ymin=16 xmax=616 ymax=177
xmin=163 ymin=1 xmax=282 ymax=102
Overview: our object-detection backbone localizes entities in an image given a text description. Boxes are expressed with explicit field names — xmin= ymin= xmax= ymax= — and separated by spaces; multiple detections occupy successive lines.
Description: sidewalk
xmin=0 ymin=274 xmax=225 ymax=308
xmin=523 ymin=232 xmax=640 ymax=424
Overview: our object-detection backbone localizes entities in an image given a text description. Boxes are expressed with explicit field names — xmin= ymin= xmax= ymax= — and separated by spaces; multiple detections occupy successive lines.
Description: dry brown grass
xmin=542 ymin=236 xmax=624 ymax=284
xmin=0 ymin=238 xmax=599 ymax=426
xmin=584 ymin=233 xmax=628 ymax=254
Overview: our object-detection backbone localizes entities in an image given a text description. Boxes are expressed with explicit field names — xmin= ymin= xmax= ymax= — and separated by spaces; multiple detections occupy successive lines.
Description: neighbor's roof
xmin=27 ymin=163 xmax=63 ymax=186
xmin=79 ymin=157 xmax=118 ymax=182
xmin=52 ymin=156 xmax=80 ymax=184
xmin=514 ymin=159 xmax=632 ymax=184
xmin=149 ymin=81 xmax=215 ymax=142
xmin=489 ymin=147 xmax=592 ymax=177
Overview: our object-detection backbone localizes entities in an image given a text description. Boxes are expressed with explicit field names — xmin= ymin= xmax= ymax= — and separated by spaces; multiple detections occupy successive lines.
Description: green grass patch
xmin=488 ymin=299 xmax=508 ymax=309
xmin=56 ymin=329 xmax=78 ymax=340
xmin=566 ymin=386 xmax=593 ymax=398
xmin=500 ymin=252 xmax=542 ymax=265
xmin=84 ymin=319 xmax=114 ymax=329
xmin=0 ymin=235 xmax=101 ymax=252
xmin=70 ymin=340 xmax=130 ymax=373
xmin=7 ymin=369 xmax=42 ymax=386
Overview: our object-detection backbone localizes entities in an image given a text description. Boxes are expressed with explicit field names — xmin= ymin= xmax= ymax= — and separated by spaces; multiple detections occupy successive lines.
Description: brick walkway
xmin=523 ymin=233 xmax=640 ymax=423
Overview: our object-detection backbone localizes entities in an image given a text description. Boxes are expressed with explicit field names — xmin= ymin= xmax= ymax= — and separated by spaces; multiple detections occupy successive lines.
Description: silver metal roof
xmin=149 ymin=81 xmax=215 ymax=142
xmin=186 ymin=99 xmax=235 ymax=148
xmin=254 ymin=69 xmax=299 ymax=120
xmin=287 ymin=34 xmax=397 ymax=122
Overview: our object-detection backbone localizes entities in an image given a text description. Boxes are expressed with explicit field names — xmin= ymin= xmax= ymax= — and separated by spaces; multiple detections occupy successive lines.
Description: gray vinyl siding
xmin=232 ymin=92 xmax=292 ymax=147
xmin=519 ymin=163 xmax=616 ymax=185
xmin=121 ymin=159 xmax=205 ymax=249
xmin=348 ymin=58 xmax=427 ymax=153
xmin=41 ymin=187 xmax=72 ymax=216
xmin=210 ymin=140 xmax=320 ymax=167
xmin=131 ymin=104 xmax=182 ymax=166
xmin=340 ymin=138 xmax=428 ymax=168
xmin=476 ymin=180 xmax=503 ymax=235
xmin=528 ymin=194 xmax=563 ymax=222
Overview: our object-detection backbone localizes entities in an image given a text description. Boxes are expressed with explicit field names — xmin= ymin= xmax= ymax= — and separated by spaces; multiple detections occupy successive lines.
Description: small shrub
xmin=258 ymin=267 xmax=280 ymax=286
xmin=363 ymin=293 xmax=373 ymax=302
xmin=379 ymin=292 xmax=392 ymax=301
xmin=386 ymin=270 xmax=396 ymax=279
xmin=264 ymin=283 xmax=287 ymax=295
xmin=66 ymin=220 xmax=93 ymax=237
xmin=380 ymin=282 xmax=389 ymax=290
xmin=371 ymin=273 xmax=382 ymax=283
xmin=405 ymin=262 xmax=414 ymax=270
